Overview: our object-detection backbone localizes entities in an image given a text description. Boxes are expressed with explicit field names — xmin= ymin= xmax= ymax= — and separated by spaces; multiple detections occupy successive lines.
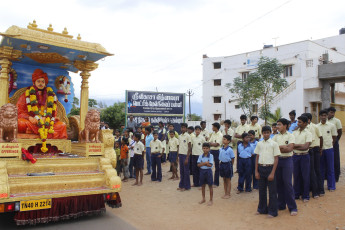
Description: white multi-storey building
xmin=202 ymin=29 xmax=345 ymax=124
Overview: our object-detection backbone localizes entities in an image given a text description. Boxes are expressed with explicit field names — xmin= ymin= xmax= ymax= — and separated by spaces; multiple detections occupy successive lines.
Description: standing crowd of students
xmin=114 ymin=107 xmax=342 ymax=217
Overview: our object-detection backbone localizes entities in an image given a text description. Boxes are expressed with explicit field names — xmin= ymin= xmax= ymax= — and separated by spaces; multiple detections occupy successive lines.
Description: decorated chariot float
xmin=0 ymin=21 xmax=121 ymax=225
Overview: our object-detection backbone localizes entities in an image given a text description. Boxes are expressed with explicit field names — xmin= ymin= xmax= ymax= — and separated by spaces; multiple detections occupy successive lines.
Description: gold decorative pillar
xmin=73 ymin=60 xmax=98 ymax=130
xmin=0 ymin=46 xmax=22 ymax=107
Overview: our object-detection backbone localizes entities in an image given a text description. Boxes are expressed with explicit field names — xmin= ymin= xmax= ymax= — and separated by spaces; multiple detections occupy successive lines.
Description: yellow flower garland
xmin=25 ymin=86 xmax=57 ymax=153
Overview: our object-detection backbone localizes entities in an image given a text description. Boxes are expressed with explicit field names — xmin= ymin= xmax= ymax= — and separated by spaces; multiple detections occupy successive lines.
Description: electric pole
xmin=186 ymin=89 xmax=194 ymax=121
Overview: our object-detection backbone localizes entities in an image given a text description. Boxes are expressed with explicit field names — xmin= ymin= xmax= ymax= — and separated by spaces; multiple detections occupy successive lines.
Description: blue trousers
xmin=151 ymin=153 xmax=162 ymax=181
xmin=211 ymin=150 xmax=220 ymax=186
xmin=258 ymin=165 xmax=278 ymax=217
xmin=178 ymin=154 xmax=191 ymax=190
xmin=146 ymin=147 xmax=152 ymax=174
xmin=276 ymin=157 xmax=297 ymax=212
xmin=129 ymin=156 xmax=135 ymax=178
xmin=192 ymin=155 xmax=200 ymax=187
xmin=161 ymin=153 xmax=167 ymax=163
xmin=251 ymin=154 xmax=258 ymax=189
xmin=293 ymin=154 xmax=310 ymax=200
xmin=309 ymin=147 xmax=321 ymax=197
xmin=237 ymin=157 xmax=252 ymax=192
xmin=320 ymin=148 xmax=336 ymax=192
xmin=333 ymin=140 xmax=340 ymax=182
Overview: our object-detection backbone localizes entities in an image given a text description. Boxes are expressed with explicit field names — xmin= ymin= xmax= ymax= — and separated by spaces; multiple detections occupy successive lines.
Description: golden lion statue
xmin=79 ymin=109 xmax=101 ymax=143
xmin=0 ymin=103 xmax=18 ymax=143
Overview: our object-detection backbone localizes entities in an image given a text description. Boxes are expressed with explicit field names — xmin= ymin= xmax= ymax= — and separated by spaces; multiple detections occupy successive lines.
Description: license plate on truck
xmin=20 ymin=199 xmax=52 ymax=211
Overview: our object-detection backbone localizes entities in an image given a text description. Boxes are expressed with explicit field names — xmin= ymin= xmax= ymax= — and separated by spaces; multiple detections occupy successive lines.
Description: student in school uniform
xmin=188 ymin=126 xmax=196 ymax=174
xmin=273 ymin=118 xmax=298 ymax=216
xmin=158 ymin=122 xmax=167 ymax=163
xmin=303 ymin=113 xmax=322 ymax=198
xmin=177 ymin=123 xmax=192 ymax=191
xmin=150 ymin=132 xmax=165 ymax=182
xmin=219 ymin=135 xmax=235 ymax=199
xmin=318 ymin=109 xmax=337 ymax=193
xmin=167 ymin=124 xmax=179 ymax=173
xmin=168 ymin=130 xmax=179 ymax=180
xmin=248 ymin=115 xmax=262 ymax=140
xmin=237 ymin=133 xmax=254 ymax=193
xmin=222 ymin=120 xmax=234 ymax=148
xmin=128 ymin=137 xmax=136 ymax=179
xmin=248 ymin=130 xmax=259 ymax=190
xmin=270 ymin=123 xmax=278 ymax=138
xmin=235 ymin=115 xmax=250 ymax=171
xmin=197 ymin=143 xmax=214 ymax=206
xmin=132 ymin=133 xmax=145 ymax=186
xmin=255 ymin=126 xmax=281 ymax=218
xmin=292 ymin=115 xmax=312 ymax=202
xmin=144 ymin=127 xmax=154 ymax=175
xmin=327 ymin=107 xmax=343 ymax=182
xmin=136 ymin=126 xmax=145 ymax=143
xmin=200 ymin=121 xmax=210 ymax=141
xmin=191 ymin=126 xmax=205 ymax=187
xmin=209 ymin=122 xmax=224 ymax=187
xmin=288 ymin=110 xmax=298 ymax=133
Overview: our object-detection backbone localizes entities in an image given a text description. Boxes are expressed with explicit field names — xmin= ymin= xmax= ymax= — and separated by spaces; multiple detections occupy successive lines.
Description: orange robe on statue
xmin=17 ymin=92 xmax=67 ymax=139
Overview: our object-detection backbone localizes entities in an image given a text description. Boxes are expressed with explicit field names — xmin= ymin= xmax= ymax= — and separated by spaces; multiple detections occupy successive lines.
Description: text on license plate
xmin=20 ymin=199 xmax=52 ymax=211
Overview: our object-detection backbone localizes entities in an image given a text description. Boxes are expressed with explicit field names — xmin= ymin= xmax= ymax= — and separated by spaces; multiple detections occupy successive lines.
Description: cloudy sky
xmin=1 ymin=0 xmax=345 ymax=115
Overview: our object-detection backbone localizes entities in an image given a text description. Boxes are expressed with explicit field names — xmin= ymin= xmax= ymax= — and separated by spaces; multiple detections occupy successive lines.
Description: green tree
xmin=267 ymin=107 xmax=282 ymax=125
xmin=72 ymin=97 xmax=79 ymax=109
xmin=88 ymin=98 xmax=98 ymax=108
xmin=254 ymin=57 xmax=287 ymax=124
xmin=100 ymin=102 xmax=125 ymax=130
xmin=188 ymin=113 xmax=202 ymax=121
xmin=68 ymin=107 xmax=80 ymax=117
xmin=226 ymin=73 xmax=261 ymax=117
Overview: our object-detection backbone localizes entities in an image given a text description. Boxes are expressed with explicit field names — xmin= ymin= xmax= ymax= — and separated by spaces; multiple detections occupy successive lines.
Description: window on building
xmin=213 ymin=97 xmax=221 ymax=103
xmin=252 ymin=104 xmax=258 ymax=114
xmin=213 ymin=79 xmax=221 ymax=86
xmin=235 ymin=105 xmax=240 ymax=109
xmin=213 ymin=62 xmax=222 ymax=69
xmin=284 ymin=65 xmax=293 ymax=77
xmin=241 ymin=72 xmax=249 ymax=81
xmin=306 ymin=60 xmax=313 ymax=68
xmin=214 ymin=114 xmax=221 ymax=120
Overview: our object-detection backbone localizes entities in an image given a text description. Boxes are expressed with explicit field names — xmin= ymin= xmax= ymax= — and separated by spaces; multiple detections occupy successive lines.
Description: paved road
xmin=0 ymin=208 xmax=137 ymax=230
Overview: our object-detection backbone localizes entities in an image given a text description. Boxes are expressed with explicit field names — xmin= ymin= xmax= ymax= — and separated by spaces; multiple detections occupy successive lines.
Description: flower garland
xmin=57 ymin=76 xmax=71 ymax=103
xmin=25 ymin=86 xmax=57 ymax=153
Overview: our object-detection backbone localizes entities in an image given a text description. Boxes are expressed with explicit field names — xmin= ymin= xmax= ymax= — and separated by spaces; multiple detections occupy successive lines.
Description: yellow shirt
xmin=317 ymin=122 xmax=337 ymax=150
xmin=168 ymin=137 xmax=179 ymax=152
xmin=178 ymin=132 xmax=191 ymax=155
xmin=248 ymin=123 xmax=262 ymax=138
xmin=192 ymin=134 xmax=206 ymax=155
xmin=292 ymin=129 xmax=312 ymax=154
xmin=328 ymin=117 xmax=342 ymax=130
xmin=141 ymin=134 xmax=145 ymax=140
xmin=189 ymin=133 xmax=196 ymax=139
xmin=272 ymin=132 xmax=295 ymax=157
xmin=150 ymin=139 xmax=163 ymax=153
xmin=200 ymin=129 xmax=210 ymax=140
xmin=255 ymin=139 xmax=281 ymax=164
xmin=209 ymin=131 xmax=223 ymax=150
xmin=306 ymin=123 xmax=322 ymax=148
xmin=235 ymin=124 xmax=250 ymax=141
xmin=133 ymin=141 xmax=145 ymax=155
xmin=168 ymin=131 xmax=179 ymax=140
xmin=222 ymin=127 xmax=234 ymax=147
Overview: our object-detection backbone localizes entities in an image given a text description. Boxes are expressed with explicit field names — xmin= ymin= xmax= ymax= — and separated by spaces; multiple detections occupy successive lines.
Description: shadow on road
xmin=0 ymin=208 xmax=137 ymax=230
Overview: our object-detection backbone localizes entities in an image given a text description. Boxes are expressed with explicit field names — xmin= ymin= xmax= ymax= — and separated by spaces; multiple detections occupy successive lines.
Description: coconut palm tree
xmin=267 ymin=107 xmax=282 ymax=125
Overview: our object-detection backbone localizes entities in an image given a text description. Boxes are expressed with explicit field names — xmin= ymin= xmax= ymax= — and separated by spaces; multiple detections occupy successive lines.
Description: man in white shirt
xmin=209 ymin=122 xmax=224 ymax=187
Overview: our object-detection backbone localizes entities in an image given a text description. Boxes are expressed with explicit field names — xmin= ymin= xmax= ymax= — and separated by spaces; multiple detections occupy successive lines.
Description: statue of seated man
xmin=16 ymin=69 xmax=67 ymax=139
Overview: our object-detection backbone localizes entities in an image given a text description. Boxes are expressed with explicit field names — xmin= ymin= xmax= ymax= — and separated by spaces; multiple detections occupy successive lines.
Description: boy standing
xmin=273 ymin=118 xmax=298 ymax=216
xmin=235 ymin=115 xmax=249 ymax=170
xmin=177 ymin=123 xmax=192 ymax=191
xmin=237 ymin=133 xmax=254 ymax=193
xmin=150 ymin=132 xmax=165 ymax=182
xmin=248 ymin=130 xmax=258 ymax=190
xmin=222 ymin=120 xmax=234 ymax=147
xmin=255 ymin=126 xmax=281 ymax=217
xmin=200 ymin=121 xmax=210 ymax=141
xmin=158 ymin=122 xmax=167 ymax=163
xmin=327 ymin=107 xmax=342 ymax=182
xmin=219 ymin=135 xmax=235 ymax=199
xmin=168 ymin=130 xmax=179 ymax=180
xmin=197 ymin=143 xmax=214 ymax=206
xmin=191 ymin=126 xmax=205 ymax=187
xmin=133 ymin=133 xmax=145 ymax=186
xmin=270 ymin=123 xmax=278 ymax=138
xmin=145 ymin=127 xmax=154 ymax=175
xmin=248 ymin=115 xmax=262 ymax=140
xmin=288 ymin=110 xmax=298 ymax=133
xmin=292 ymin=116 xmax=312 ymax=202
xmin=318 ymin=109 xmax=337 ymax=193
xmin=128 ymin=138 xmax=136 ymax=179
xmin=209 ymin=122 xmax=224 ymax=187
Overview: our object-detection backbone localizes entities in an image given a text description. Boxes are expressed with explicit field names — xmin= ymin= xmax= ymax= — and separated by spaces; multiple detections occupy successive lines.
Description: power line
xmin=186 ymin=89 xmax=194 ymax=120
